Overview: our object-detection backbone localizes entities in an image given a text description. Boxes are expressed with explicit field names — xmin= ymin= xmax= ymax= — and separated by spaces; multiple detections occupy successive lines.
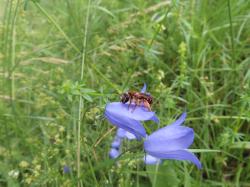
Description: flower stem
xmin=152 ymin=163 xmax=159 ymax=187
xmin=227 ymin=0 xmax=235 ymax=64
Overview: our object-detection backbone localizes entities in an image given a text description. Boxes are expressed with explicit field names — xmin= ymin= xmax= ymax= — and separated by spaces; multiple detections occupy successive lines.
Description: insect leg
xmin=128 ymin=98 xmax=132 ymax=110
xmin=143 ymin=100 xmax=151 ymax=111
xmin=133 ymin=98 xmax=143 ymax=112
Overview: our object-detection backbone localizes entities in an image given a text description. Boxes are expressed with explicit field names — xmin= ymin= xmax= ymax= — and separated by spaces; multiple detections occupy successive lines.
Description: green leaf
xmin=81 ymin=88 xmax=96 ymax=93
xmin=94 ymin=6 xmax=115 ymax=18
xmin=72 ymin=90 xmax=81 ymax=95
xmin=67 ymin=95 xmax=73 ymax=102
xmin=83 ymin=94 xmax=93 ymax=102
xmin=189 ymin=149 xmax=221 ymax=153
xmin=230 ymin=141 xmax=250 ymax=149
xmin=147 ymin=162 xmax=180 ymax=187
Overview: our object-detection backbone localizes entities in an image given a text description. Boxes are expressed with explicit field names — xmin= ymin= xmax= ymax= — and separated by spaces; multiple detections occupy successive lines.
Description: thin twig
xmin=94 ymin=127 xmax=116 ymax=147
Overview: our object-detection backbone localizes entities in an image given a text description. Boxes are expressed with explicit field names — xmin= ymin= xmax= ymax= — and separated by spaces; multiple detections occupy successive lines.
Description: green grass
xmin=0 ymin=0 xmax=250 ymax=186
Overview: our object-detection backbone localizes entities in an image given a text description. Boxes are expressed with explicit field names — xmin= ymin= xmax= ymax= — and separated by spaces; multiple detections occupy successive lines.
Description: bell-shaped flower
xmin=109 ymin=148 xmax=120 ymax=159
xmin=104 ymin=84 xmax=159 ymax=139
xmin=63 ymin=166 xmax=70 ymax=174
xmin=144 ymin=113 xmax=202 ymax=169
xmin=109 ymin=128 xmax=137 ymax=159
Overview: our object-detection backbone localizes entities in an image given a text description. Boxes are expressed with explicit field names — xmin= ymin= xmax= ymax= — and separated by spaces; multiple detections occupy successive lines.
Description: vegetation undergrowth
xmin=0 ymin=0 xmax=249 ymax=186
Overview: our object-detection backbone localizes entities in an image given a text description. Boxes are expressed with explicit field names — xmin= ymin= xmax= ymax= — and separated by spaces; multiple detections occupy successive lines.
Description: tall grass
xmin=0 ymin=0 xmax=249 ymax=186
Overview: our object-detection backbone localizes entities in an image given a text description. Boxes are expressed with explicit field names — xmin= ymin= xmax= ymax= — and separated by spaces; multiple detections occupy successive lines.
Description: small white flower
xmin=8 ymin=169 xmax=19 ymax=179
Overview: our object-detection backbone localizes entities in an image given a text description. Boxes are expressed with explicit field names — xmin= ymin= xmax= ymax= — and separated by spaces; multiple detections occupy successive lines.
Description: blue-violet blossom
xmin=144 ymin=112 xmax=202 ymax=169
xmin=109 ymin=128 xmax=136 ymax=159
xmin=63 ymin=165 xmax=70 ymax=174
xmin=105 ymin=84 xmax=201 ymax=169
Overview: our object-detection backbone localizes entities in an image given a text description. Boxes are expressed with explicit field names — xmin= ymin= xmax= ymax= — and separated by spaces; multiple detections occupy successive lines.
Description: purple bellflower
xmin=109 ymin=148 xmax=120 ymax=159
xmin=106 ymin=84 xmax=158 ymax=158
xmin=63 ymin=165 xmax=70 ymax=174
xmin=109 ymin=128 xmax=136 ymax=159
xmin=144 ymin=112 xmax=202 ymax=169
xmin=105 ymin=84 xmax=201 ymax=169
xmin=104 ymin=84 xmax=159 ymax=139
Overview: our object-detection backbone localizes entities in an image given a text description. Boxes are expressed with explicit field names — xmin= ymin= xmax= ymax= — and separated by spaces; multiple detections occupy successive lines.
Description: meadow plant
xmin=105 ymin=85 xmax=201 ymax=169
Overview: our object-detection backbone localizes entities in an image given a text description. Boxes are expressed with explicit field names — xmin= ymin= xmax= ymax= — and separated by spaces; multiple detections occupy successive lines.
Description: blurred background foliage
xmin=0 ymin=0 xmax=249 ymax=186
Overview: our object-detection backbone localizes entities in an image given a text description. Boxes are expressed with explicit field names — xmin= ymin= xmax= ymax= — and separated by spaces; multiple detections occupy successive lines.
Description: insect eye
xmin=120 ymin=93 xmax=129 ymax=103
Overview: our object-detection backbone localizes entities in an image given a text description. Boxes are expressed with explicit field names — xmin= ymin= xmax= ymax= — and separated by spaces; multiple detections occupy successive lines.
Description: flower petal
xmin=116 ymin=128 xmax=126 ymax=138
xmin=150 ymin=115 xmax=160 ymax=123
xmin=105 ymin=110 xmax=146 ymax=138
xmin=146 ymin=150 xmax=202 ymax=169
xmin=170 ymin=112 xmax=187 ymax=126
xmin=144 ymin=154 xmax=161 ymax=165
xmin=144 ymin=125 xmax=194 ymax=152
xmin=111 ymin=137 xmax=121 ymax=148
xmin=116 ymin=128 xmax=136 ymax=140
xmin=109 ymin=148 xmax=120 ymax=159
xmin=124 ymin=131 xmax=136 ymax=140
xmin=140 ymin=83 xmax=147 ymax=93
xmin=63 ymin=166 xmax=70 ymax=173
xmin=105 ymin=102 xmax=156 ymax=121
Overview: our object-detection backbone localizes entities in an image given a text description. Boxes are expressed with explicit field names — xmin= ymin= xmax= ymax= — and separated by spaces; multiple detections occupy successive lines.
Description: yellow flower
xmin=19 ymin=161 xmax=29 ymax=168
xmin=25 ymin=177 xmax=33 ymax=184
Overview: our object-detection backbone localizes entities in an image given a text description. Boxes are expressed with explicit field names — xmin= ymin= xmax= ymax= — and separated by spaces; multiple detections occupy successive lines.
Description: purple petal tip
xmin=109 ymin=148 xmax=120 ymax=159
xmin=140 ymin=83 xmax=147 ymax=93
xmin=144 ymin=154 xmax=161 ymax=165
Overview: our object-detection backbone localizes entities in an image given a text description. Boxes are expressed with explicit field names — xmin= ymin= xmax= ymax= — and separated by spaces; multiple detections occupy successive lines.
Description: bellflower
xmin=104 ymin=84 xmax=159 ymax=139
xmin=109 ymin=128 xmax=136 ymax=159
xmin=109 ymin=148 xmax=120 ymax=159
xmin=63 ymin=166 xmax=70 ymax=174
xmin=144 ymin=113 xmax=202 ymax=169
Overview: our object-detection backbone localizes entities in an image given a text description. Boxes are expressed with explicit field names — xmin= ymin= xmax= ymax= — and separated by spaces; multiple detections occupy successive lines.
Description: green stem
xmin=77 ymin=0 xmax=91 ymax=186
xmin=10 ymin=0 xmax=21 ymax=101
xmin=152 ymin=163 xmax=159 ymax=187
xmin=227 ymin=0 xmax=235 ymax=64
xmin=89 ymin=63 xmax=121 ymax=94
xmin=32 ymin=0 xmax=120 ymax=94
xmin=32 ymin=0 xmax=80 ymax=53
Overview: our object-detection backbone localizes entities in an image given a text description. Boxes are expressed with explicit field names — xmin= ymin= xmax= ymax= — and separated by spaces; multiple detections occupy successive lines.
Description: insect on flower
xmin=104 ymin=84 xmax=159 ymax=139
xmin=120 ymin=91 xmax=153 ymax=111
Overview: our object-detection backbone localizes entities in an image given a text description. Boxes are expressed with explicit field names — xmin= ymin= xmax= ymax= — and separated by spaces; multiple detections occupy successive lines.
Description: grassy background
xmin=0 ymin=0 xmax=250 ymax=186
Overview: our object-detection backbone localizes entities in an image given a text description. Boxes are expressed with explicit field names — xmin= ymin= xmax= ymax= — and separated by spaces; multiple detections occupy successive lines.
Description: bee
xmin=120 ymin=91 xmax=153 ymax=111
